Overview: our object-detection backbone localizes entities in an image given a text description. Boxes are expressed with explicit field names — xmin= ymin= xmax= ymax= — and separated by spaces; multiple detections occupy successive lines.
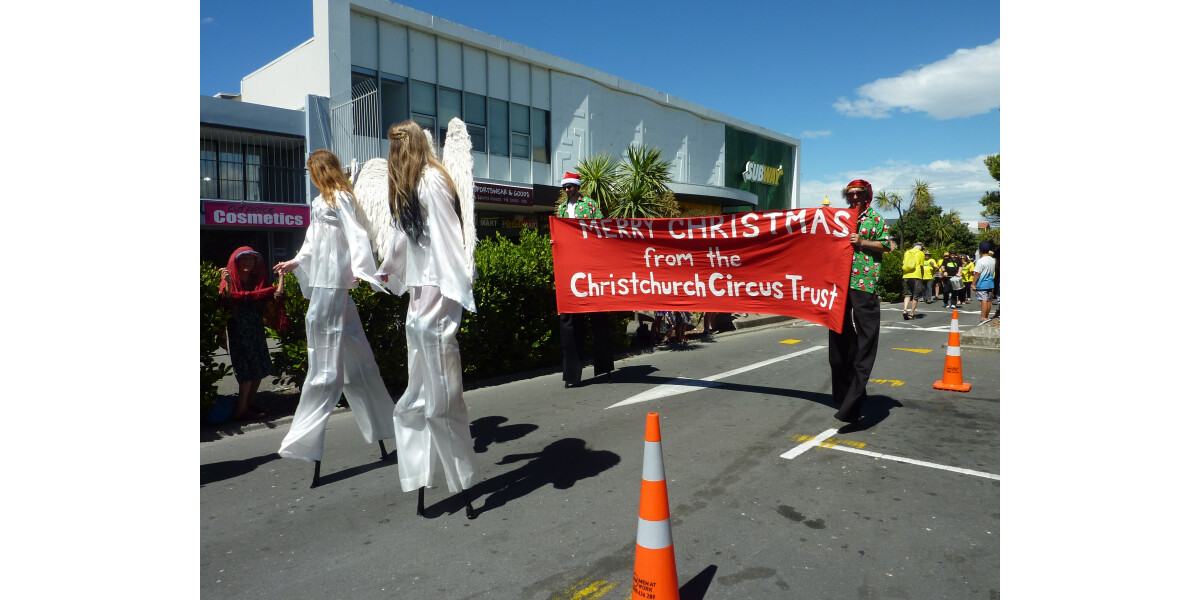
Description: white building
xmin=235 ymin=0 xmax=801 ymax=239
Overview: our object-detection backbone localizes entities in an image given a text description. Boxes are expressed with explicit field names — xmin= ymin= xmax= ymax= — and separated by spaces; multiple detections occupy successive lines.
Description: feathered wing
xmin=442 ymin=117 xmax=477 ymax=279
xmin=423 ymin=128 xmax=437 ymax=159
xmin=351 ymin=157 xmax=394 ymax=263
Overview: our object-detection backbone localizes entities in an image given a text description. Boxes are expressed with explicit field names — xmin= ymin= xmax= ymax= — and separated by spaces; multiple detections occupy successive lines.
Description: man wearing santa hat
xmin=555 ymin=171 xmax=613 ymax=387
xmin=555 ymin=171 xmax=603 ymax=219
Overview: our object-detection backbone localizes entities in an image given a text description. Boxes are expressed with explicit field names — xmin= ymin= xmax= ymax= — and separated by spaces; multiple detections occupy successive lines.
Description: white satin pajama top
xmin=292 ymin=190 xmax=387 ymax=297
xmin=375 ymin=168 xmax=476 ymax=313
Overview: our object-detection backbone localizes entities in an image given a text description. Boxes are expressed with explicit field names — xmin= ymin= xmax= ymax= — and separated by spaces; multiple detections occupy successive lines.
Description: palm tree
xmin=571 ymin=153 xmax=621 ymax=214
xmin=873 ymin=190 xmax=905 ymax=248
xmin=910 ymin=179 xmax=934 ymax=212
xmin=933 ymin=209 xmax=961 ymax=248
xmin=608 ymin=144 xmax=679 ymax=219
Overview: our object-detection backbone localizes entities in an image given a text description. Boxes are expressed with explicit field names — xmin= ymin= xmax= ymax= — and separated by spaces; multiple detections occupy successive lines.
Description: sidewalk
xmin=203 ymin=312 xmax=799 ymax=438
xmin=202 ymin=307 xmax=998 ymax=437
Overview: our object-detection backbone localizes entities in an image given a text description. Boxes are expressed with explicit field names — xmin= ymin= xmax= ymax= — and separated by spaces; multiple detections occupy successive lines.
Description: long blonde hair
xmin=387 ymin=121 xmax=458 ymax=240
xmin=307 ymin=149 xmax=356 ymax=209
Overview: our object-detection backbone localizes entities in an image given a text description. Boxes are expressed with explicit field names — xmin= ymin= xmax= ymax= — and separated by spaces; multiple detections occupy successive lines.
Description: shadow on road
xmin=470 ymin=416 xmax=538 ymax=454
xmin=423 ymin=437 xmax=620 ymax=518
xmin=200 ymin=453 xmax=280 ymax=486
xmin=837 ymin=395 xmax=903 ymax=434
xmin=680 ymin=564 xmax=718 ymax=600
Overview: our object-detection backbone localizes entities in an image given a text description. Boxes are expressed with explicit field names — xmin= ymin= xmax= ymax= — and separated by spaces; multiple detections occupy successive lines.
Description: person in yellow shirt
xmin=921 ymin=250 xmax=935 ymax=303
xmin=961 ymin=254 xmax=975 ymax=305
xmin=900 ymin=242 xmax=925 ymax=320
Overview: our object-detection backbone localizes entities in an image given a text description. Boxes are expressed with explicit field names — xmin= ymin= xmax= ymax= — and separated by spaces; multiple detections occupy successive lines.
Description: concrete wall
xmin=241 ymin=38 xmax=326 ymax=110
xmin=248 ymin=0 xmax=796 ymax=195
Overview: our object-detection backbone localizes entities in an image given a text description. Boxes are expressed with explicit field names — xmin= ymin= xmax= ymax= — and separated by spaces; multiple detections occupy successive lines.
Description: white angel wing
xmin=352 ymin=157 xmax=393 ymax=263
xmin=442 ymin=117 xmax=477 ymax=279
xmin=423 ymin=128 xmax=437 ymax=159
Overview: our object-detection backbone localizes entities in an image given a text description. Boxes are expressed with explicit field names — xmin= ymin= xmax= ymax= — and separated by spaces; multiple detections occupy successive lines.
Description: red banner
xmin=551 ymin=208 xmax=856 ymax=333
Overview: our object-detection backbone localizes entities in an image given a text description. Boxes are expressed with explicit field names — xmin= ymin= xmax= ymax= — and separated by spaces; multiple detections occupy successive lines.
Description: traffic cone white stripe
xmin=642 ymin=441 xmax=664 ymax=481
xmin=636 ymin=517 xmax=673 ymax=549
xmin=947 ymin=345 xmax=960 ymax=357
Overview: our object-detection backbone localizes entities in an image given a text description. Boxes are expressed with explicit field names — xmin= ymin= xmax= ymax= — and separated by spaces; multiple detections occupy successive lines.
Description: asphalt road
xmin=201 ymin=303 xmax=999 ymax=599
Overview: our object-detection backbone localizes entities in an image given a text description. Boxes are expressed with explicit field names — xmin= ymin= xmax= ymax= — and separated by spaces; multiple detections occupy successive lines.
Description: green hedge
xmin=200 ymin=262 xmax=232 ymax=412
xmin=877 ymin=250 xmax=903 ymax=303
xmin=258 ymin=228 xmax=629 ymax=398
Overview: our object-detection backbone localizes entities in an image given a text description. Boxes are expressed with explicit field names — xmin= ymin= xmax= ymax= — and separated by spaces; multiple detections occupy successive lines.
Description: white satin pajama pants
xmin=278 ymin=287 xmax=395 ymax=463
xmin=393 ymin=286 xmax=479 ymax=493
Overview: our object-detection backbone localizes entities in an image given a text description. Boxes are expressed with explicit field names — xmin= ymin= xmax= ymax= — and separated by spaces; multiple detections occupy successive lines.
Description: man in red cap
xmin=555 ymin=170 xmax=613 ymax=386
xmin=829 ymin=179 xmax=891 ymax=430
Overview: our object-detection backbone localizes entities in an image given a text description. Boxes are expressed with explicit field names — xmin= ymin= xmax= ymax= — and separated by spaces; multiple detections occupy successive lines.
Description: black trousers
xmin=828 ymin=289 xmax=881 ymax=423
xmin=559 ymin=312 xmax=614 ymax=385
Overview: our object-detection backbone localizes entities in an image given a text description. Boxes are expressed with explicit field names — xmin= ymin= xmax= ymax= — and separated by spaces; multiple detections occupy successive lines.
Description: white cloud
xmin=834 ymin=39 xmax=1000 ymax=120
xmin=202 ymin=17 xmax=215 ymax=25
xmin=800 ymin=130 xmax=832 ymax=139
xmin=798 ymin=154 xmax=998 ymax=225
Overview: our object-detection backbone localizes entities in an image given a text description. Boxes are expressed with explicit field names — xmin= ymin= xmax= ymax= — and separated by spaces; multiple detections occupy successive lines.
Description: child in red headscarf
xmin=219 ymin=246 xmax=285 ymax=421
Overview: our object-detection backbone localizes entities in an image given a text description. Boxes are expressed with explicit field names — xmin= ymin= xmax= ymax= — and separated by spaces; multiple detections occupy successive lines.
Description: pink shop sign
xmin=204 ymin=201 xmax=309 ymax=228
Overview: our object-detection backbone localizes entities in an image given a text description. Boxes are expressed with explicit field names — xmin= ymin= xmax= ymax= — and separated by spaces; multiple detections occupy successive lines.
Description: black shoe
xmin=903 ymin=313 xmax=911 ymax=320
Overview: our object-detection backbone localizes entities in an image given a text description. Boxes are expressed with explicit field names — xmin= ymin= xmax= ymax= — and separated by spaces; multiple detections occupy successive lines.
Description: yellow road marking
xmin=790 ymin=434 xmax=866 ymax=449
xmin=893 ymin=348 xmax=932 ymax=354
xmin=551 ymin=577 xmax=619 ymax=600
xmin=870 ymin=379 xmax=904 ymax=387
xmin=780 ymin=339 xmax=803 ymax=344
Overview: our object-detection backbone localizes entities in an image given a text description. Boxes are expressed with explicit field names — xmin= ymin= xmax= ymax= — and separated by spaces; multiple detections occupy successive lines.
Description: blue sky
xmin=200 ymin=0 xmax=999 ymax=223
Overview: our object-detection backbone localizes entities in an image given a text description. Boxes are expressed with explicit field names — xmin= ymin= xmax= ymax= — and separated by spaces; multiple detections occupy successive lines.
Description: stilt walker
xmin=273 ymin=150 xmax=396 ymax=487
xmin=355 ymin=118 xmax=481 ymax=518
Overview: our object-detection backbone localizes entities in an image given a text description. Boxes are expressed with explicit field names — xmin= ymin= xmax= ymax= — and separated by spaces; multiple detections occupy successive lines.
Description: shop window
xmin=531 ymin=108 xmax=549 ymax=164
xmin=380 ymin=76 xmax=408 ymax=135
xmin=488 ymin=98 xmax=508 ymax=156
xmin=350 ymin=71 xmax=378 ymax=138
xmin=219 ymin=140 xmax=246 ymax=200
xmin=465 ymin=93 xmax=487 ymax=152
xmin=201 ymin=140 xmax=219 ymax=198
xmin=245 ymin=148 xmax=262 ymax=202
xmin=438 ymin=87 xmax=462 ymax=148
xmin=510 ymin=103 xmax=530 ymax=160
xmin=409 ymin=81 xmax=436 ymax=140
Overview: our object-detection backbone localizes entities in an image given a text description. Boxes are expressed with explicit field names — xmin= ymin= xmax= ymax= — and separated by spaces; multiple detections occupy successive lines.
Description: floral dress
xmin=225 ymin=297 xmax=272 ymax=384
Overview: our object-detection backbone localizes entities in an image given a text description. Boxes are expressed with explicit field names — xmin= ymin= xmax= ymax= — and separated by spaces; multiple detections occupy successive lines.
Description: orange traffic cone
xmin=933 ymin=310 xmax=973 ymax=392
xmin=632 ymin=412 xmax=679 ymax=600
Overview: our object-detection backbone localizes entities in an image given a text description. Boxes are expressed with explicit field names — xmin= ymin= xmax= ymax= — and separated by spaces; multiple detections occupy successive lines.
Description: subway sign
xmin=742 ymin=161 xmax=784 ymax=186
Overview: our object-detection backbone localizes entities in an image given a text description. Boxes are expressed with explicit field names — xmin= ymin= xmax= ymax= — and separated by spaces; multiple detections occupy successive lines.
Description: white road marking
xmin=605 ymin=346 xmax=827 ymax=409
xmin=779 ymin=428 xmax=839 ymax=459
xmin=784 ymin=437 xmax=1000 ymax=480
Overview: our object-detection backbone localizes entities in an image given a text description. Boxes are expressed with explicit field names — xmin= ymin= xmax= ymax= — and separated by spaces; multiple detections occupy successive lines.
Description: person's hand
xmin=217 ymin=268 xmax=232 ymax=295
xmin=848 ymin=233 xmax=861 ymax=248
xmin=274 ymin=260 xmax=296 ymax=275
xmin=379 ymin=273 xmax=389 ymax=283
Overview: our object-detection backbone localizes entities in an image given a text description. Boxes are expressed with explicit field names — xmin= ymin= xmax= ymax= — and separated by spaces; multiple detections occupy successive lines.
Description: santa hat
xmin=561 ymin=171 xmax=581 ymax=186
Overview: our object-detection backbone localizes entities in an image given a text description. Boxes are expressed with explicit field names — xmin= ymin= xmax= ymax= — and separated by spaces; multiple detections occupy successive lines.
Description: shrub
xmin=267 ymin=227 xmax=613 ymax=389
xmin=462 ymin=229 xmax=561 ymax=379
xmin=877 ymin=250 xmax=903 ymax=303
xmin=200 ymin=262 xmax=232 ymax=413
